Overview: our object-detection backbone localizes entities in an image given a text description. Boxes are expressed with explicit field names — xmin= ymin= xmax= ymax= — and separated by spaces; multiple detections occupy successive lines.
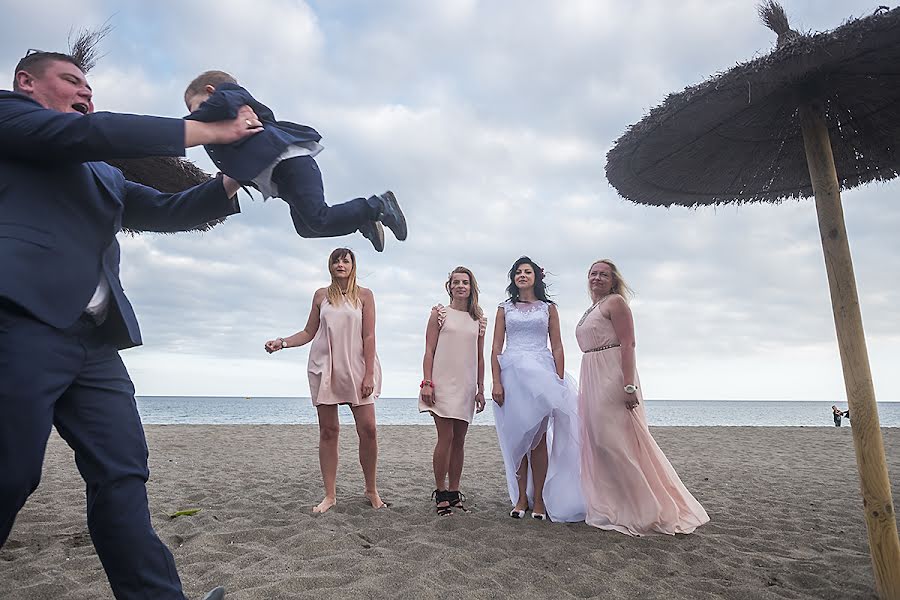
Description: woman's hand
xmin=420 ymin=383 xmax=435 ymax=406
xmin=264 ymin=338 xmax=283 ymax=354
xmin=361 ymin=375 xmax=375 ymax=398
xmin=625 ymin=396 xmax=640 ymax=411
xmin=475 ymin=391 xmax=486 ymax=413
xmin=491 ymin=382 xmax=505 ymax=406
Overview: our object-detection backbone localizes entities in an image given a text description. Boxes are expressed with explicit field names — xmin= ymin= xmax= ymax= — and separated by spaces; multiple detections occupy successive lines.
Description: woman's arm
xmin=476 ymin=318 xmax=487 ymax=412
xmin=360 ymin=288 xmax=377 ymax=398
xmin=264 ymin=289 xmax=324 ymax=353
xmin=490 ymin=306 xmax=506 ymax=405
xmin=548 ymin=304 xmax=565 ymax=379
xmin=608 ymin=295 xmax=637 ymax=388
xmin=420 ymin=308 xmax=441 ymax=405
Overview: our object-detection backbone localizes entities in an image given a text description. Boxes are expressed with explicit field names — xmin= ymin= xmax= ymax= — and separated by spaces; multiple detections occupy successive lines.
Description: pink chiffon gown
xmin=576 ymin=296 xmax=709 ymax=536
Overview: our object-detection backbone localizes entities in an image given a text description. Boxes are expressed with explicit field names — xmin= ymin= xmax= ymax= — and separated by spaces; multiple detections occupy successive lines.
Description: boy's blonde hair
xmin=184 ymin=70 xmax=238 ymax=107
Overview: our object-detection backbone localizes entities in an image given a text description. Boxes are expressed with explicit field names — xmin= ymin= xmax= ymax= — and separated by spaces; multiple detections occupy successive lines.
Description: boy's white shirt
xmin=253 ymin=142 xmax=324 ymax=199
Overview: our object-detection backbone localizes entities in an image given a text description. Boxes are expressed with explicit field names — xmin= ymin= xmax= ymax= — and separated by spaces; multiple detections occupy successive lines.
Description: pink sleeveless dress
xmin=576 ymin=296 xmax=709 ymax=536
xmin=418 ymin=304 xmax=486 ymax=423
xmin=308 ymin=298 xmax=381 ymax=406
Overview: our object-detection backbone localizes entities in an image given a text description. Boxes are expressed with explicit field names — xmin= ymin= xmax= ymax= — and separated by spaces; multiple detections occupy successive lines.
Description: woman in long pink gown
xmin=264 ymin=248 xmax=386 ymax=513
xmin=577 ymin=259 xmax=709 ymax=536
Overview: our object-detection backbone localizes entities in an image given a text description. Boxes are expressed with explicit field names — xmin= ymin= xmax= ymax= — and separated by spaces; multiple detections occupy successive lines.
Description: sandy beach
xmin=1 ymin=425 xmax=897 ymax=599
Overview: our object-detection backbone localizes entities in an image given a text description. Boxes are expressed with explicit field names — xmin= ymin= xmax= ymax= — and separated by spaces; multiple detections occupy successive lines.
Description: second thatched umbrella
xmin=107 ymin=156 xmax=226 ymax=233
xmin=606 ymin=3 xmax=900 ymax=597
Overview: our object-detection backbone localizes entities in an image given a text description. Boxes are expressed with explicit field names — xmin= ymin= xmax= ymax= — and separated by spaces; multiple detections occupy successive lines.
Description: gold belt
xmin=584 ymin=343 xmax=620 ymax=353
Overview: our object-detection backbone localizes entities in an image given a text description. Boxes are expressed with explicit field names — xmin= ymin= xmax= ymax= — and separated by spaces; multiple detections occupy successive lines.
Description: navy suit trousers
xmin=0 ymin=304 xmax=185 ymax=600
xmin=273 ymin=156 xmax=377 ymax=238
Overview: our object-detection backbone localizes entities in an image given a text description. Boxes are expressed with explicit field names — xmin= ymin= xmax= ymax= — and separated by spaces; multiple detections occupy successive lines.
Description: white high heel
xmin=509 ymin=508 xmax=526 ymax=519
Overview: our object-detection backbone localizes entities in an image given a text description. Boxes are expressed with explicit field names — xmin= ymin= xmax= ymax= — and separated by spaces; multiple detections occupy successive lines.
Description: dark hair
xmin=505 ymin=256 xmax=554 ymax=304
xmin=184 ymin=70 xmax=239 ymax=106
xmin=13 ymin=52 xmax=82 ymax=90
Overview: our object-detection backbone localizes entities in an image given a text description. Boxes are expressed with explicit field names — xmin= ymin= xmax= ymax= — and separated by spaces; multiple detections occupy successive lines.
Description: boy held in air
xmin=184 ymin=70 xmax=406 ymax=252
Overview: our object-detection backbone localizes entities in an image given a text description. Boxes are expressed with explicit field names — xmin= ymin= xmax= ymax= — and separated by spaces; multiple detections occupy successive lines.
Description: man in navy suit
xmin=0 ymin=50 xmax=263 ymax=600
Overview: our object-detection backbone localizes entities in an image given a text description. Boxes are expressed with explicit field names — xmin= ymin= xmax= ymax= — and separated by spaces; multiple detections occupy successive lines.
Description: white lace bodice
xmin=501 ymin=300 xmax=551 ymax=355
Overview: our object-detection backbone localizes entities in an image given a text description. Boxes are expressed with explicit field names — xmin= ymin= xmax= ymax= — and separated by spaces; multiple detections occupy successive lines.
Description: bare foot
xmin=514 ymin=497 xmax=529 ymax=513
xmin=365 ymin=490 xmax=388 ymax=509
xmin=532 ymin=499 xmax=546 ymax=515
xmin=313 ymin=497 xmax=336 ymax=513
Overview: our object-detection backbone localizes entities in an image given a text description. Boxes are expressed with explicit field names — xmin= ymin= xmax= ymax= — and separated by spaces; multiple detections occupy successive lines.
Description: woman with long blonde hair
xmin=265 ymin=248 xmax=386 ymax=512
xmin=576 ymin=259 xmax=708 ymax=535
xmin=419 ymin=267 xmax=487 ymax=516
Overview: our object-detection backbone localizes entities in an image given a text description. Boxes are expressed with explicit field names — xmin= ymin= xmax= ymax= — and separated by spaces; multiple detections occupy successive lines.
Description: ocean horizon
xmin=136 ymin=397 xmax=900 ymax=427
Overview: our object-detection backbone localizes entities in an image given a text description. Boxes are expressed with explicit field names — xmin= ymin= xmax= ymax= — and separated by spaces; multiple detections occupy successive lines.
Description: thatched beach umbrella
xmin=606 ymin=3 xmax=900 ymax=597
xmin=107 ymin=156 xmax=225 ymax=233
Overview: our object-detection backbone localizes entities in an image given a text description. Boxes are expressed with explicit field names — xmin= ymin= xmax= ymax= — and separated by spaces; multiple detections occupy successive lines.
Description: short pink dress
xmin=576 ymin=296 xmax=709 ymax=536
xmin=308 ymin=297 xmax=381 ymax=406
xmin=418 ymin=304 xmax=486 ymax=423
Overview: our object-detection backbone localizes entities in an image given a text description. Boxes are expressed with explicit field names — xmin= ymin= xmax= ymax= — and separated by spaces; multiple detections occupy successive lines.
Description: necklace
xmin=577 ymin=294 xmax=612 ymax=327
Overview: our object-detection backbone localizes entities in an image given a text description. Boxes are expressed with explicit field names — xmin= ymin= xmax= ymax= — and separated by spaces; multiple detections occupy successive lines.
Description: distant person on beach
xmin=491 ymin=257 xmax=585 ymax=522
xmin=576 ymin=260 xmax=709 ymax=536
xmin=184 ymin=71 xmax=407 ymax=252
xmin=264 ymin=248 xmax=386 ymax=512
xmin=832 ymin=405 xmax=849 ymax=427
xmin=419 ymin=267 xmax=487 ymax=516
xmin=0 ymin=49 xmax=257 ymax=600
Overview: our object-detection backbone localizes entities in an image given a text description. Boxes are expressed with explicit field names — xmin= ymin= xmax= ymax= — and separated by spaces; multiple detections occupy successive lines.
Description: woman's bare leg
xmin=314 ymin=404 xmax=339 ymax=513
xmin=447 ymin=420 xmax=469 ymax=491
xmin=514 ymin=455 xmax=530 ymax=512
xmin=351 ymin=404 xmax=385 ymax=508
xmin=530 ymin=434 xmax=548 ymax=515
xmin=433 ymin=415 xmax=454 ymax=490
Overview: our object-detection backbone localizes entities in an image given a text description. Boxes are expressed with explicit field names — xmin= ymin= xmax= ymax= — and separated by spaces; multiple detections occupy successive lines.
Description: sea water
xmin=135 ymin=397 xmax=900 ymax=427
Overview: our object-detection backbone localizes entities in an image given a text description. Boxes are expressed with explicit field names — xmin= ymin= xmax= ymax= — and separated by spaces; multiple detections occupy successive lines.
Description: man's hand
xmin=184 ymin=105 xmax=263 ymax=148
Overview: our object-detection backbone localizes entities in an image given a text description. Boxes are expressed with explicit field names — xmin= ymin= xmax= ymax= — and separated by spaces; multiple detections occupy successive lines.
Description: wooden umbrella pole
xmin=799 ymin=101 xmax=900 ymax=599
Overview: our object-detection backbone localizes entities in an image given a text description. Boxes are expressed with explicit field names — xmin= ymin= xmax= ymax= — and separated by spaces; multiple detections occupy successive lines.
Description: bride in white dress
xmin=490 ymin=257 xmax=585 ymax=522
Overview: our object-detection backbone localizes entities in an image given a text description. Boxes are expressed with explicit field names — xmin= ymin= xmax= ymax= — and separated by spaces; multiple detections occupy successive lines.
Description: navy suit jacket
xmin=184 ymin=83 xmax=322 ymax=182
xmin=0 ymin=91 xmax=240 ymax=350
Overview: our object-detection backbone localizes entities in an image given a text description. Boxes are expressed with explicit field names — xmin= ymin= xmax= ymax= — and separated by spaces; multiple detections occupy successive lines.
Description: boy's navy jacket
xmin=185 ymin=83 xmax=322 ymax=182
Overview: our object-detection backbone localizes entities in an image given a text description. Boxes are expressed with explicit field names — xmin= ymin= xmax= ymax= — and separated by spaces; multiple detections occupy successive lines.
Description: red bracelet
xmin=420 ymin=380 xmax=434 ymax=389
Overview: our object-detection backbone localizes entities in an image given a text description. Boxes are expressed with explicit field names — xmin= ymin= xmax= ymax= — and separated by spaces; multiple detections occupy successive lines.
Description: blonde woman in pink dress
xmin=265 ymin=247 xmax=385 ymax=513
xmin=419 ymin=267 xmax=487 ymax=516
xmin=577 ymin=259 xmax=709 ymax=536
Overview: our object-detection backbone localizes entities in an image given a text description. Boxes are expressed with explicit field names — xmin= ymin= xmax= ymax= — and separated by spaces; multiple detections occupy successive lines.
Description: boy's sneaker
xmin=374 ymin=191 xmax=407 ymax=241
xmin=360 ymin=220 xmax=385 ymax=252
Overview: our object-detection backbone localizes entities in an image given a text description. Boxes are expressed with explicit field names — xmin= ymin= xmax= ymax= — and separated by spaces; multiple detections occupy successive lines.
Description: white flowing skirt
xmin=494 ymin=349 xmax=586 ymax=522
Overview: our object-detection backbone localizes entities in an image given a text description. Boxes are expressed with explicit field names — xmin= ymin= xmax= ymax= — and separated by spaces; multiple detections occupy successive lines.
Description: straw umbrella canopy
xmin=107 ymin=157 xmax=225 ymax=234
xmin=606 ymin=3 xmax=900 ymax=597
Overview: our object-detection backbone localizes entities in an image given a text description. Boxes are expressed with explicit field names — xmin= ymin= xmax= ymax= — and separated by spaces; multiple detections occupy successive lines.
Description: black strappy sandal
xmin=447 ymin=490 xmax=469 ymax=513
xmin=432 ymin=489 xmax=453 ymax=517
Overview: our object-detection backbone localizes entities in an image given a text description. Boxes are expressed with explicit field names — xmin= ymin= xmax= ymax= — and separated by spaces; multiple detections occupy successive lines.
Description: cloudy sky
xmin=4 ymin=0 xmax=898 ymax=402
